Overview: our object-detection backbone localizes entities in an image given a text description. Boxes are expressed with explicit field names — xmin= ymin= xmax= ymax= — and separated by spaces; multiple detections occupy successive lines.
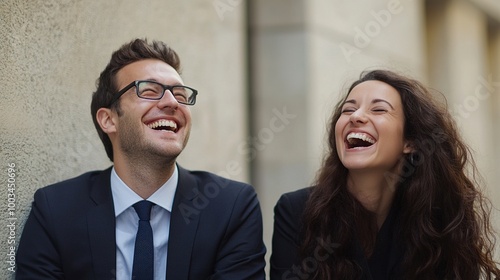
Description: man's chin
xmin=155 ymin=146 xmax=185 ymax=160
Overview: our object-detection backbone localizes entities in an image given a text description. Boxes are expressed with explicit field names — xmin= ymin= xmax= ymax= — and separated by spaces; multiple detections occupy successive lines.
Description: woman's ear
xmin=403 ymin=140 xmax=415 ymax=155
xmin=96 ymin=108 xmax=117 ymax=134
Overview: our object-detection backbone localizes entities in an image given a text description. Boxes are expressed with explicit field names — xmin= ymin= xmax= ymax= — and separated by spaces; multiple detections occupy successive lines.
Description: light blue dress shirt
xmin=111 ymin=166 xmax=178 ymax=280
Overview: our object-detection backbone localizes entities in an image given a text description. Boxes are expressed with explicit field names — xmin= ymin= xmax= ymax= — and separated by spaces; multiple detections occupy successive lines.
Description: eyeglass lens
xmin=137 ymin=81 xmax=194 ymax=104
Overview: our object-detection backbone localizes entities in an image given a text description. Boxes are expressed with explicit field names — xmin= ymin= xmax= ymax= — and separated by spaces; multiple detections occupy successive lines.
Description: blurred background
xmin=1 ymin=0 xmax=499 ymax=278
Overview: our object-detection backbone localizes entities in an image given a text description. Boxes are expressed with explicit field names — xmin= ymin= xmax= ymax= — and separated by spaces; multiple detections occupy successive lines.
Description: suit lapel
xmin=166 ymin=166 xmax=201 ymax=280
xmin=87 ymin=168 xmax=117 ymax=279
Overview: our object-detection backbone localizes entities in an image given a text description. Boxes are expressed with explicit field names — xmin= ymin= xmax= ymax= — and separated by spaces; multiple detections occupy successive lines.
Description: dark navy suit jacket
xmin=16 ymin=166 xmax=266 ymax=280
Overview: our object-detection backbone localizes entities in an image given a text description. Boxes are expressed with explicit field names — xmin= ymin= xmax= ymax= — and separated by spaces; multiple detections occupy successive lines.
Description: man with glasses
xmin=16 ymin=38 xmax=266 ymax=280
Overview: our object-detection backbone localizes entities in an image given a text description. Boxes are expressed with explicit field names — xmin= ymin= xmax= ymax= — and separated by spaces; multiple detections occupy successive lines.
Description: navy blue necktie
xmin=132 ymin=200 xmax=154 ymax=280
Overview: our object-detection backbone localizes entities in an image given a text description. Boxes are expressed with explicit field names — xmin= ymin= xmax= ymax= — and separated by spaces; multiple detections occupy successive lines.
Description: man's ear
xmin=96 ymin=108 xmax=117 ymax=134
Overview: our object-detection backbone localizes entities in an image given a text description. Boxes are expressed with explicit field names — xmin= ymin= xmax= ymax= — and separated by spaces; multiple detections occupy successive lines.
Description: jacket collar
xmin=86 ymin=165 xmax=203 ymax=279
xmin=166 ymin=165 xmax=201 ymax=279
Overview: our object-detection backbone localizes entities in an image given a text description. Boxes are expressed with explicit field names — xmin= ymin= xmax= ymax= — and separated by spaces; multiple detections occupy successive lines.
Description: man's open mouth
xmin=147 ymin=119 xmax=178 ymax=132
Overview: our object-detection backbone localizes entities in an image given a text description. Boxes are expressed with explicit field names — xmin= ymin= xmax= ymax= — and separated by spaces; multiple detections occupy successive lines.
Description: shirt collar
xmin=111 ymin=165 xmax=178 ymax=217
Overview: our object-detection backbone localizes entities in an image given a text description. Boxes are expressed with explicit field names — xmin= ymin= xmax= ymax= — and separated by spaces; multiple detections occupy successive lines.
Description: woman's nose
xmin=349 ymin=109 xmax=368 ymax=124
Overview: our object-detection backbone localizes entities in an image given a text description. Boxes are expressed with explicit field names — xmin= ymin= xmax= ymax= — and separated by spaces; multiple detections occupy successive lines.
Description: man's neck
xmin=113 ymin=154 xmax=176 ymax=199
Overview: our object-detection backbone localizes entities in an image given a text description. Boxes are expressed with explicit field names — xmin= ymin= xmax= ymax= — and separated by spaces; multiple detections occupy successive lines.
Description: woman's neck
xmin=347 ymin=171 xmax=398 ymax=228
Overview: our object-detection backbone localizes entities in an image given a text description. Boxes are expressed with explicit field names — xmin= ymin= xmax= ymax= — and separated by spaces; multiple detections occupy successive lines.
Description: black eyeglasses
xmin=109 ymin=80 xmax=198 ymax=106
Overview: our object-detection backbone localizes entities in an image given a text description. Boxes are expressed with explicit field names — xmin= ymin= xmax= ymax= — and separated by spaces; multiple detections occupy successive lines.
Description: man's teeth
xmin=147 ymin=120 xmax=177 ymax=130
xmin=346 ymin=132 xmax=375 ymax=144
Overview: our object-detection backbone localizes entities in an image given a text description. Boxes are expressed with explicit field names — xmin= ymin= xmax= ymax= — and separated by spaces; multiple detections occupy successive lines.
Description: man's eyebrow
xmin=143 ymin=78 xmax=183 ymax=86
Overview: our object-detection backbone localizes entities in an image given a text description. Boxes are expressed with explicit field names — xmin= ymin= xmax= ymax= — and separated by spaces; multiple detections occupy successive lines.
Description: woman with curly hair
xmin=270 ymin=69 xmax=500 ymax=279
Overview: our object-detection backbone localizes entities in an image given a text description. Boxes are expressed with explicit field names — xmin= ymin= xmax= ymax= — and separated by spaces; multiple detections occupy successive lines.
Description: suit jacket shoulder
xmin=16 ymin=168 xmax=116 ymax=280
xmin=270 ymin=187 xmax=312 ymax=280
xmin=168 ymin=166 xmax=267 ymax=279
xmin=36 ymin=168 xmax=112 ymax=205
xmin=275 ymin=187 xmax=311 ymax=233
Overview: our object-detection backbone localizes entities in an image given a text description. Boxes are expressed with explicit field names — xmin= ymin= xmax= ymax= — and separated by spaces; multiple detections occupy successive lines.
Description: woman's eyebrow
xmin=343 ymin=99 xmax=356 ymax=105
xmin=342 ymin=99 xmax=394 ymax=109
xmin=372 ymin=99 xmax=394 ymax=109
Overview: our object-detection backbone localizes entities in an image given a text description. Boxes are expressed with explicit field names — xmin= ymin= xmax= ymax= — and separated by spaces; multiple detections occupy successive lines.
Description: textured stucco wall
xmin=0 ymin=0 xmax=247 ymax=278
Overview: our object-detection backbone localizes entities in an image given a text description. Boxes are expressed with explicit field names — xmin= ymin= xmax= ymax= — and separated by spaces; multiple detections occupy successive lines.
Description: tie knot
xmin=133 ymin=200 xmax=154 ymax=221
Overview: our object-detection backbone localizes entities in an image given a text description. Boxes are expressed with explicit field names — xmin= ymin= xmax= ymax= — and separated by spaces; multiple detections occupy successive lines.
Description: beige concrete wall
xmin=249 ymin=3 xmax=309 ymax=272
xmin=489 ymin=22 xmax=500 ymax=257
xmin=0 ymin=0 xmax=248 ymax=278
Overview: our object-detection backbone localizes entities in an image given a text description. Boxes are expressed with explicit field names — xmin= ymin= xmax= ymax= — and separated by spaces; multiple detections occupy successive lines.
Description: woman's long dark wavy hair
xmin=300 ymin=69 xmax=500 ymax=279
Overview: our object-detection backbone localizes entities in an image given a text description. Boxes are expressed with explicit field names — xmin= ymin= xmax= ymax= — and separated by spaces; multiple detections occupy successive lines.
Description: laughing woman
xmin=270 ymin=70 xmax=500 ymax=280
